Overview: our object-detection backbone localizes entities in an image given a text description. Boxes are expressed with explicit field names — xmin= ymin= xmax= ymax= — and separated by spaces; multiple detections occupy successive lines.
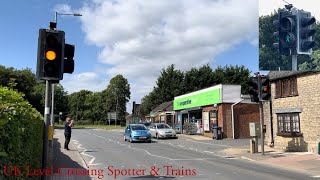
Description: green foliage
xmin=107 ymin=75 xmax=131 ymax=124
xmin=259 ymin=11 xmax=320 ymax=70
xmin=120 ymin=122 xmax=126 ymax=127
xmin=139 ymin=64 xmax=251 ymax=117
xmin=75 ymin=120 xmax=92 ymax=125
xmin=94 ymin=120 xmax=105 ymax=125
xmin=0 ymin=86 xmax=43 ymax=178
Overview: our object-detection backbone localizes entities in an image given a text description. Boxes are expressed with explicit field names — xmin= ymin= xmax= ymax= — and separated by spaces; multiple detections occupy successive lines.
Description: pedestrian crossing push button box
xmin=249 ymin=122 xmax=260 ymax=137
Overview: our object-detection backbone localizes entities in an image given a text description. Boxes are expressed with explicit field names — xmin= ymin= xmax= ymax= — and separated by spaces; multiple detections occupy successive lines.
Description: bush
xmin=94 ymin=120 xmax=105 ymax=125
xmin=75 ymin=120 xmax=92 ymax=125
xmin=120 ymin=122 xmax=126 ymax=127
xmin=0 ymin=86 xmax=43 ymax=178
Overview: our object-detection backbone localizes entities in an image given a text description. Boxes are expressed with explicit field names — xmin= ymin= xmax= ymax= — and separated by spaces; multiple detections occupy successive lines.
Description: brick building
xmin=263 ymin=71 xmax=320 ymax=153
xmin=174 ymin=84 xmax=260 ymax=138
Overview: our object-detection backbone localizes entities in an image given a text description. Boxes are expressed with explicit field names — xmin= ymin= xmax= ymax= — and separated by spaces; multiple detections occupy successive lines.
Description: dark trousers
xmin=64 ymin=135 xmax=71 ymax=149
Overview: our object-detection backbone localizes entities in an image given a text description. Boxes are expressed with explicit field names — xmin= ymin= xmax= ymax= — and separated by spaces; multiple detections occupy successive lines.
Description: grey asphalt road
xmin=67 ymin=128 xmax=313 ymax=180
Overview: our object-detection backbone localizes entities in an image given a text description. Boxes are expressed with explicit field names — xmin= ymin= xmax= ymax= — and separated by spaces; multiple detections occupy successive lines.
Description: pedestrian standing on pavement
xmin=64 ymin=117 xmax=74 ymax=150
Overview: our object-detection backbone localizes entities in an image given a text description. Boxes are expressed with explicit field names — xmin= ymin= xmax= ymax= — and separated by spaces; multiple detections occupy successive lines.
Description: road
xmin=67 ymin=128 xmax=312 ymax=180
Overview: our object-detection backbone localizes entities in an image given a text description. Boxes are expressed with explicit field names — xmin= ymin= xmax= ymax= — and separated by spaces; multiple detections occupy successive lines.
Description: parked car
xmin=149 ymin=123 xmax=177 ymax=139
xmin=137 ymin=122 xmax=151 ymax=129
xmin=124 ymin=124 xmax=151 ymax=143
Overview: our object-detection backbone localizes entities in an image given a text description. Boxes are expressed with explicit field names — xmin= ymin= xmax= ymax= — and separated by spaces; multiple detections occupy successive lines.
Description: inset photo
xmin=259 ymin=0 xmax=320 ymax=71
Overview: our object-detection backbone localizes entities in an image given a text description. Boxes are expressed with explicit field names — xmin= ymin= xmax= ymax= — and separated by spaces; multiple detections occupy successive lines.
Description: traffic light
xmin=297 ymin=10 xmax=316 ymax=55
xmin=36 ymin=29 xmax=65 ymax=81
xmin=248 ymin=77 xmax=259 ymax=103
xmin=260 ymin=76 xmax=271 ymax=101
xmin=273 ymin=10 xmax=297 ymax=55
xmin=64 ymin=44 xmax=75 ymax=74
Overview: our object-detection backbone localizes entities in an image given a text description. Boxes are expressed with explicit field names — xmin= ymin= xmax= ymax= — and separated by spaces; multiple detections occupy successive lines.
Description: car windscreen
xmin=131 ymin=125 xmax=147 ymax=130
xmin=157 ymin=124 xmax=170 ymax=129
xmin=142 ymin=123 xmax=151 ymax=126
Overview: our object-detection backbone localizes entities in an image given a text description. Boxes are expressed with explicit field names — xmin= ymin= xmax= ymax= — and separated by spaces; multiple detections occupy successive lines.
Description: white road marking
xmin=312 ymin=175 xmax=320 ymax=178
xmin=185 ymin=140 xmax=232 ymax=147
xmin=71 ymin=139 xmax=102 ymax=166
xmin=76 ymin=130 xmax=227 ymax=162
xmin=203 ymin=151 xmax=215 ymax=154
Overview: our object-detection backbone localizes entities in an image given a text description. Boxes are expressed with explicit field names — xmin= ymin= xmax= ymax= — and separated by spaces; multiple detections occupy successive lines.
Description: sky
xmin=0 ymin=0 xmax=259 ymax=113
xmin=259 ymin=0 xmax=320 ymax=19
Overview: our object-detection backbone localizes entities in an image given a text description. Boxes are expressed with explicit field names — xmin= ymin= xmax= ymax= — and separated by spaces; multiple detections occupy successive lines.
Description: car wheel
xmin=147 ymin=140 xmax=152 ymax=143
xmin=124 ymin=135 xmax=126 ymax=141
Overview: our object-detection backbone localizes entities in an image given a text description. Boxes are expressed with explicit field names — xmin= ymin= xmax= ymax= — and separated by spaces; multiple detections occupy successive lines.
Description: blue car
xmin=124 ymin=124 xmax=152 ymax=143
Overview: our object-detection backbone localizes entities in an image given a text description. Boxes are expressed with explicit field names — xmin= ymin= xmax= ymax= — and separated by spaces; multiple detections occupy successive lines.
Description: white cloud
xmin=259 ymin=0 xmax=320 ymax=19
xmin=57 ymin=0 xmax=258 ymax=112
xmin=54 ymin=4 xmax=73 ymax=14
xmin=61 ymin=72 xmax=108 ymax=94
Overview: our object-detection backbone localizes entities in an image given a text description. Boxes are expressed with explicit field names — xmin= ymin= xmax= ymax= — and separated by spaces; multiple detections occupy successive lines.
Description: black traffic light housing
xmin=260 ymin=76 xmax=271 ymax=101
xmin=249 ymin=77 xmax=259 ymax=103
xmin=64 ymin=44 xmax=75 ymax=74
xmin=273 ymin=10 xmax=297 ymax=55
xmin=297 ymin=10 xmax=316 ymax=55
xmin=36 ymin=29 xmax=65 ymax=81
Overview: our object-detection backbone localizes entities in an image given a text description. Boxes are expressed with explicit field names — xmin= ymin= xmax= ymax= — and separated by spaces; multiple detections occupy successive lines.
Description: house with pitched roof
xmin=263 ymin=71 xmax=320 ymax=153
xmin=148 ymin=101 xmax=175 ymax=127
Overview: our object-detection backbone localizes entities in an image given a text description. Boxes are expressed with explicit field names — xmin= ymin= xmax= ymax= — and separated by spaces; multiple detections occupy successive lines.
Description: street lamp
xmin=51 ymin=12 xmax=82 ymax=127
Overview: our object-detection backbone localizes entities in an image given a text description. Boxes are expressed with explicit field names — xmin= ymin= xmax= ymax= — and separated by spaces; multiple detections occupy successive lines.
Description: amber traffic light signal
xmin=36 ymin=29 xmax=65 ymax=81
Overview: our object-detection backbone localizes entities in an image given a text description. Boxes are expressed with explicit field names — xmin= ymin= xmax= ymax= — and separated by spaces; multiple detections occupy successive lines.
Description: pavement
xmin=47 ymin=128 xmax=94 ymax=180
xmin=178 ymin=133 xmax=320 ymax=177
xmin=49 ymin=128 xmax=320 ymax=179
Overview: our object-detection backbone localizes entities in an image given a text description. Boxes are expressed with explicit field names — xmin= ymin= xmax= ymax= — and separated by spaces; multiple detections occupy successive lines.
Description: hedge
xmin=0 ymin=86 xmax=43 ymax=179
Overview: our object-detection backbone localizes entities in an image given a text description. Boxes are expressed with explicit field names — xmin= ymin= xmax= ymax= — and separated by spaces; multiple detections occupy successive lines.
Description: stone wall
xmin=264 ymin=73 xmax=320 ymax=153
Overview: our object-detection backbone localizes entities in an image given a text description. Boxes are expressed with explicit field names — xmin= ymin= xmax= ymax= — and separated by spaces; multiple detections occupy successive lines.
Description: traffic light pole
xmin=42 ymin=80 xmax=52 ymax=179
xmin=292 ymin=54 xmax=297 ymax=70
xmin=257 ymin=74 xmax=265 ymax=155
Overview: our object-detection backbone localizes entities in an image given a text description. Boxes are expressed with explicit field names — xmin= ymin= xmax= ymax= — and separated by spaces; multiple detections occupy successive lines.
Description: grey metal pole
xmin=257 ymin=74 xmax=265 ymax=155
xmin=270 ymin=99 xmax=274 ymax=146
xmin=55 ymin=12 xmax=58 ymax=26
xmin=51 ymin=84 xmax=54 ymax=126
xmin=42 ymin=80 xmax=52 ymax=179
xmin=292 ymin=54 xmax=298 ymax=70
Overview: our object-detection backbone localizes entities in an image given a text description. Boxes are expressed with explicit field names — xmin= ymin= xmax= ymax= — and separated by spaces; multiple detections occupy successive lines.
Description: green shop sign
xmin=174 ymin=88 xmax=221 ymax=110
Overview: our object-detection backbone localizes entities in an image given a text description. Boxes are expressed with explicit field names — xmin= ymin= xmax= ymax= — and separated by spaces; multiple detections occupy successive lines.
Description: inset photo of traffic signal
xmin=259 ymin=0 xmax=319 ymax=71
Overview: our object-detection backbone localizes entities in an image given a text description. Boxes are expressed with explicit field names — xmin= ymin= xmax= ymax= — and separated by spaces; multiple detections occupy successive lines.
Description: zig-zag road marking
xmin=72 ymin=140 xmax=102 ymax=166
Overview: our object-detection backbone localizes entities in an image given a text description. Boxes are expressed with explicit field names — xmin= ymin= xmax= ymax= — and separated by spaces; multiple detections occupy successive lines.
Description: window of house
xmin=275 ymin=77 xmax=298 ymax=98
xmin=277 ymin=113 xmax=301 ymax=136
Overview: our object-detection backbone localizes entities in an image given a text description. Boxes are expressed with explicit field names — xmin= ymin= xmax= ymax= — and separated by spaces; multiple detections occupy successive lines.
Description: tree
xmin=83 ymin=92 xmax=102 ymax=124
xmin=107 ymin=75 xmax=131 ymax=124
xmin=181 ymin=64 xmax=214 ymax=93
xmin=67 ymin=90 xmax=92 ymax=121
xmin=212 ymin=65 xmax=251 ymax=94
xmin=154 ymin=64 xmax=184 ymax=103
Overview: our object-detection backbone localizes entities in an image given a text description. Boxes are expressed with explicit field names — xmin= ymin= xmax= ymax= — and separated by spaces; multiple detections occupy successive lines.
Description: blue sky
xmin=0 ymin=0 xmax=260 ymax=112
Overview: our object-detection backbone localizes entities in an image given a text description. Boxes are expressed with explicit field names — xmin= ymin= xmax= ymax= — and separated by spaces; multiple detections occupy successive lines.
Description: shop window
xmin=277 ymin=113 xmax=301 ymax=137
xmin=275 ymin=77 xmax=298 ymax=98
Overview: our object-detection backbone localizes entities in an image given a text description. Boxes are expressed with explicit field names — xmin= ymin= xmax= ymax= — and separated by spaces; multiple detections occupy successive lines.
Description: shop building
xmin=173 ymin=84 xmax=260 ymax=139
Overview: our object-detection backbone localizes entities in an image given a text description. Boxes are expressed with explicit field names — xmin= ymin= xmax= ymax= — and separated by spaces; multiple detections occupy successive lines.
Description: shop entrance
xmin=189 ymin=110 xmax=203 ymax=134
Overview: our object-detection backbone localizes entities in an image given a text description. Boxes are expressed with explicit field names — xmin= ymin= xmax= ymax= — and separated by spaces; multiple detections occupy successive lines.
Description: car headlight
xmin=159 ymin=131 xmax=165 ymax=134
xmin=132 ymin=131 xmax=137 ymax=135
